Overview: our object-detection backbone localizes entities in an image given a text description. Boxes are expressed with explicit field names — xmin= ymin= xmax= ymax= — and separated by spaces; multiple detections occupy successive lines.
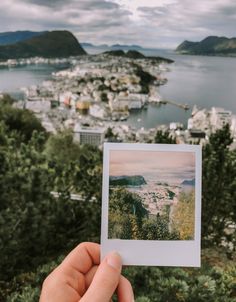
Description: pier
xmin=161 ymin=99 xmax=190 ymax=110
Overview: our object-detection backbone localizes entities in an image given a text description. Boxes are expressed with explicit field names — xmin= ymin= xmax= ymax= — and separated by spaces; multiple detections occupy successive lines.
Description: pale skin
xmin=40 ymin=242 xmax=134 ymax=302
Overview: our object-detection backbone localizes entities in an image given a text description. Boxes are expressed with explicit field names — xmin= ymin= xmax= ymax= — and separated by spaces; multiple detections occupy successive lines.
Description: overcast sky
xmin=0 ymin=0 xmax=236 ymax=48
xmin=109 ymin=150 xmax=195 ymax=184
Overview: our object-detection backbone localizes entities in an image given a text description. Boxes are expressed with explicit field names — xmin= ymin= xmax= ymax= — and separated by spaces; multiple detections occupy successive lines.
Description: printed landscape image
xmin=108 ymin=150 xmax=195 ymax=241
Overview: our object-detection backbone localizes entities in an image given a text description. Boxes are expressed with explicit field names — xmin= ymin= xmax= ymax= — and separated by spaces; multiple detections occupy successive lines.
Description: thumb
xmin=81 ymin=252 xmax=122 ymax=302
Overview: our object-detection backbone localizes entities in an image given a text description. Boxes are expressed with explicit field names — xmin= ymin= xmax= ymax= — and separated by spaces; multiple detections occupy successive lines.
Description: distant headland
xmin=103 ymin=49 xmax=174 ymax=63
xmin=0 ymin=30 xmax=86 ymax=60
xmin=176 ymin=36 xmax=236 ymax=57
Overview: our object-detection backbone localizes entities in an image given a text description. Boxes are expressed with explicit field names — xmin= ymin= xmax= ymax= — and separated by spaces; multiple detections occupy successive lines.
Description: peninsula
xmin=176 ymin=36 xmax=236 ymax=57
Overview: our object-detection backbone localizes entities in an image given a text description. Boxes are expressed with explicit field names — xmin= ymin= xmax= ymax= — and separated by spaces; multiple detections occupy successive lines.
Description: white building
xmin=188 ymin=108 xmax=209 ymax=131
xmin=109 ymin=94 xmax=147 ymax=112
xmin=231 ymin=115 xmax=236 ymax=139
xmin=89 ymin=104 xmax=106 ymax=119
xmin=128 ymin=93 xmax=147 ymax=109
xmin=74 ymin=124 xmax=105 ymax=147
xmin=25 ymin=100 xmax=51 ymax=114
xmin=210 ymin=107 xmax=232 ymax=131
xmin=109 ymin=98 xmax=129 ymax=112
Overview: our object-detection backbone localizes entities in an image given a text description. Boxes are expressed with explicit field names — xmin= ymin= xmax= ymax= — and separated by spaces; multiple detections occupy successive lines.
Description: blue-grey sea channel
xmin=0 ymin=48 xmax=236 ymax=129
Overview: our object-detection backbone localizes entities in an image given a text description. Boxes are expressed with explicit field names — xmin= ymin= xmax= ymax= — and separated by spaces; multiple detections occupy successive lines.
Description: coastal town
xmin=1 ymin=53 xmax=236 ymax=148
xmin=128 ymin=181 xmax=181 ymax=217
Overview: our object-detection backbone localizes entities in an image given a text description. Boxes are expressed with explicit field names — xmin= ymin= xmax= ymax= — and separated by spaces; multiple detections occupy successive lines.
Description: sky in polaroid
xmin=101 ymin=143 xmax=202 ymax=267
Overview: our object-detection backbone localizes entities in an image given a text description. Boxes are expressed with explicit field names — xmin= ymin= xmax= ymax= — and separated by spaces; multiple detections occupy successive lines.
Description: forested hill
xmin=104 ymin=49 xmax=174 ymax=63
xmin=0 ymin=30 xmax=87 ymax=60
xmin=181 ymin=178 xmax=195 ymax=186
xmin=110 ymin=175 xmax=147 ymax=186
xmin=176 ymin=36 xmax=236 ymax=56
xmin=0 ymin=31 xmax=47 ymax=45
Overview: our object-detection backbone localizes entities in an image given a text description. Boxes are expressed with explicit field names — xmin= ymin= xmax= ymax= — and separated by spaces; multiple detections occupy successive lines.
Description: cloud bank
xmin=0 ymin=0 xmax=235 ymax=48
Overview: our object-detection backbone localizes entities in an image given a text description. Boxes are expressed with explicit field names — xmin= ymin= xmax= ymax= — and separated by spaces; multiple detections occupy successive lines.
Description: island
xmin=110 ymin=175 xmax=147 ymax=187
xmin=104 ymin=49 xmax=174 ymax=63
xmin=176 ymin=36 xmax=236 ymax=57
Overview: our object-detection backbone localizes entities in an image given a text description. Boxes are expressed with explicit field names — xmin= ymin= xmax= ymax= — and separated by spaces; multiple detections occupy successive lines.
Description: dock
xmin=161 ymin=99 xmax=190 ymax=110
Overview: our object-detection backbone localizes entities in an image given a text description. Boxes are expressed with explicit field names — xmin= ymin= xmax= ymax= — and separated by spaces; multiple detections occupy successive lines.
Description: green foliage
xmin=108 ymin=188 xmax=148 ymax=239
xmin=0 ymin=94 xmax=15 ymax=106
xmin=141 ymin=216 xmax=180 ymax=240
xmin=176 ymin=36 xmax=236 ymax=56
xmin=134 ymin=64 xmax=155 ymax=93
xmin=109 ymin=188 xmax=148 ymax=219
xmin=154 ymin=130 xmax=176 ymax=144
xmin=123 ymin=264 xmax=236 ymax=302
xmin=44 ymin=130 xmax=81 ymax=165
xmin=3 ymin=258 xmax=61 ymax=301
xmin=110 ymin=175 xmax=146 ymax=186
xmin=1 ymin=101 xmax=236 ymax=301
xmin=101 ymin=92 xmax=108 ymax=103
xmin=0 ymin=30 xmax=86 ymax=60
xmin=202 ymin=124 xmax=236 ymax=247
xmin=105 ymin=127 xmax=119 ymax=142
xmin=0 ymin=126 xmax=101 ymax=282
xmin=0 ymin=96 xmax=46 ymax=142
xmin=0 ymin=103 xmax=102 ymax=288
xmin=171 ymin=191 xmax=195 ymax=240
xmin=108 ymin=188 xmax=179 ymax=240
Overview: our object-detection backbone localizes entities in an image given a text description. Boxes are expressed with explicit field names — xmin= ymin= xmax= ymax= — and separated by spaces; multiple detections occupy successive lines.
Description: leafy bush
xmin=7 ymin=260 xmax=236 ymax=302
xmin=1 ymin=99 xmax=236 ymax=300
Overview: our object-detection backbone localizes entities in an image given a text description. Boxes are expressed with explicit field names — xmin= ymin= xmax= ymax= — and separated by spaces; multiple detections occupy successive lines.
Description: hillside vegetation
xmin=176 ymin=36 xmax=236 ymax=56
xmin=110 ymin=175 xmax=147 ymax=186
xmin=0 ymin=30 xmax=86 ymax=60
xmin=0 ymin=31 xmax=47 ymax=45
xmin=0 ymin=95 xmax=236 ymax=300
xmin=104 ymin=49 xmax=174 ymax=63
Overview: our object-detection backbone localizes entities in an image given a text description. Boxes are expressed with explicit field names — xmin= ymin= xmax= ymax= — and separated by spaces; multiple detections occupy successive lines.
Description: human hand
xmin=40 ymin=242 xmax=134 ymax=302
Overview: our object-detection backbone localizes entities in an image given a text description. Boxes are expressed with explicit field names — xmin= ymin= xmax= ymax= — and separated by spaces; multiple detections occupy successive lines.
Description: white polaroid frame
xmin=101 ymin=143 xmax=202 ymax=267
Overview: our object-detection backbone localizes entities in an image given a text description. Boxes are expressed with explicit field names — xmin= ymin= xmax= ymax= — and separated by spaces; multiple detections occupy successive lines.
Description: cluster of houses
xmin=0 ymin=56 xmax=73 ymax=67
xmin=9 ymin=53 xmax=236 ymax=148
xmin=186 ymin=106 xmax=236 ymax=144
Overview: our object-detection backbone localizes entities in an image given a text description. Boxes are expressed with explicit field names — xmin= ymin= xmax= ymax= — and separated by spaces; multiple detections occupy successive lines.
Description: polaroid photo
xmin=101 ymin=143 xmax=202 ymax=267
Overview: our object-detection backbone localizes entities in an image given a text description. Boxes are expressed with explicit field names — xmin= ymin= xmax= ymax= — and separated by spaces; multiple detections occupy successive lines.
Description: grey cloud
xmin=23 ymin=0 xmax=67 ymax=8
xmin=138 ymin=6 xmax=169 ymax=16
xmin=23 ymin=0 xmax=120 ymax=10
xmin=0 ymin=0 xmax=236 ymax=48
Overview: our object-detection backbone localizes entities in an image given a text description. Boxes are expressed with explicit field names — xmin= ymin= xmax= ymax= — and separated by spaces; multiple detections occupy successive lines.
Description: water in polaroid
xmin=101 ymin=143 xmax=202 ymax=267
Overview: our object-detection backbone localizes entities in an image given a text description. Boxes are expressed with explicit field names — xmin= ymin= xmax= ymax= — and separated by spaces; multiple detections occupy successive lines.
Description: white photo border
xmin=101 ymin=143 xmax=202 ymax=267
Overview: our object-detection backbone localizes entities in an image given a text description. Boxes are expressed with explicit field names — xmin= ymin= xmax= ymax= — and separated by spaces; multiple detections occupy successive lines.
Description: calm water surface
xmin=0 ymin=63 xmax=69 ymax=99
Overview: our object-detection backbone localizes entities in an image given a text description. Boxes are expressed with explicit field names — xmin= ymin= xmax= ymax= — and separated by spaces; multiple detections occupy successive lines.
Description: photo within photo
xmin=109 ymin=150 xmax=195 ymax=241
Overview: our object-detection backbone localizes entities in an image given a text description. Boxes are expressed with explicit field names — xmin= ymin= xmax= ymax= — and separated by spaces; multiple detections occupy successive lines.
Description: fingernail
xmin=106 ymin=252 xmax=122 ymax=271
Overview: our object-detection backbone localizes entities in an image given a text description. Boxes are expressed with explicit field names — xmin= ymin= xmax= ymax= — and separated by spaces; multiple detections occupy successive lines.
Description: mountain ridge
xmin=176 ymin=36 xmax=236 ymax=56
xmin=110 ymin=175 xmax=147 ymax=186
xmin=0 ymin=30 xmax=86 ymax=60
xmin=181 ymin=178 xmax=195 ymax=186
xmin=103 ymin=49 xmax=174 ymax=63
xmin=0 ymin=31 xmax=47 ymax=46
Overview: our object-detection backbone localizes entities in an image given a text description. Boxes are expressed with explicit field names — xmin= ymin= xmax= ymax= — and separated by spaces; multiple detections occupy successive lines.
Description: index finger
xmin=61 ymin=242 xmax=100 ymax=274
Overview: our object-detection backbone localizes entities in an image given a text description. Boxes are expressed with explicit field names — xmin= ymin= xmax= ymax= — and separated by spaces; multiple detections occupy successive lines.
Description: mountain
xmin=104 ymin=49 xmax=174 ymax=63
xmin=110 ymin=175 xmax=147 ymax=187
xmin=0 ymin=31 xmax=47 ymax=46
xmin=111 ymin=44 xmax=144 ymax=51
xmin=176 ymin=36 xmax=236 ymax=56
xmin=0 ymin=30 xmax=86 ymax=60
xmin=181 ymin=179 xmax=195 ymax=186
xmin=81 ymin=42 xmax=109 ymax=49
xmin=103 ymin=49 xmax=145 ymax=59
xmin=81 ymin=43 xmax=144 ymax=51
